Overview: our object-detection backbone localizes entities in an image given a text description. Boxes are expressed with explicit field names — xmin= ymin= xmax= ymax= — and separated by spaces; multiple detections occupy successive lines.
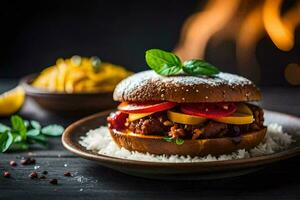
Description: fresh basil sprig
xmin=163 ymin=136 xmax=185 ymax=145
xmin=145 ymin=49 xmax=182 ymax=75
xmin=41 ymin=125 xmax=65 ymax=136
xmin=183 ymin=59 xmax=219 ymax=76
xmin=0 ymin=115 xmax=64 ymax=153
xmin=145 ymin=49 xmax=219 ymax=76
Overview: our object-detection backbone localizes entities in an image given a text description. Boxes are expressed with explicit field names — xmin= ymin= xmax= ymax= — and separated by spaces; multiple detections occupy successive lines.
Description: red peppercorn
xmin=49 ymin=179 xmax=58 ymax=185
xmin=39 ymin=175 xmax=47 ymax=179
xmin=9 ymin=160 xmax=17 ymax=167
xmin=3 ymin=171 xmax=11 ymax=178
xmin=64 ymin=172 xmax=72 ymax=177
xmin=21 ymin=157 xmax=36 ymax=165
xmin=29 ymin=171 xmax=38 ymax=179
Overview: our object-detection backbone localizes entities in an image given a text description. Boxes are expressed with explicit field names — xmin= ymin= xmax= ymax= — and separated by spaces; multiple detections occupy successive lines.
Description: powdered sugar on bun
xmin=113 ymin=70 xmax=261 ymax=103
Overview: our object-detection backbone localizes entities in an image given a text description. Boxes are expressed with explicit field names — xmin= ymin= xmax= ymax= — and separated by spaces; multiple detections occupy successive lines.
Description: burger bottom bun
xmin=109 ymin=127 xmax=267 ymax=156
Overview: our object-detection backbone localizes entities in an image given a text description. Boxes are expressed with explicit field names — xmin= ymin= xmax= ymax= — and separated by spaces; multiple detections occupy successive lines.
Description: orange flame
xmin=175 ymin=0 xmax=300 ymax=84
xmin=263 ymin=0 xmax=293 ymax=51
xmin=174 ymin=0 xmax=240 ymax=61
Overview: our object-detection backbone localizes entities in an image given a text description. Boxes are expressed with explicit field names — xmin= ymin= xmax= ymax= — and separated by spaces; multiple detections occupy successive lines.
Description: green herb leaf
xmin=0 ymin=132 xmax=13 ymax=152
xmin=30 ymin=120 xmax=41 ymax=130
xmin=9 ymin=142 xmax=29 ymax=151
xmin=1 ymin=116 xmax=64 ymax=153
xmin=145 ymin=49 xmax=182 ymax=75
xmin=28 ymin=134 xmax=48 ymax=148
xmin=11 ymin=115 xmax=27 ymax=140
xmin=28 ymin=134 xmax=47 ymax=142
xmin=175 ymin=138 xmax=185 ymax=145
xmin=0 ymin=123 xmax=11 ymax=133
xmin=183 ymin=59 xmax=219 ymax=76
xmin=26 ymin=129 xmax=40 ymax=137
xmin=71 ymin=55 xmax=82 ymax=66
xmin=24 ymin=120 xmax=29 ymax=128
xmin=11 ymin=132 xmax=22 ymax=143
xmin=163 ymin=136 xmax=173 ymax=142
xmin=91 ymin=56 xmax=102 ymax=73
xmin=41 ymin=125 xmax=64 ymax=136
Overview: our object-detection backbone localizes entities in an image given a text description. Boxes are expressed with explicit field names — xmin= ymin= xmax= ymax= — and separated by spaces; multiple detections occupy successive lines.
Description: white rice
xmin=79 ymin=123 xmax=293 ymax=163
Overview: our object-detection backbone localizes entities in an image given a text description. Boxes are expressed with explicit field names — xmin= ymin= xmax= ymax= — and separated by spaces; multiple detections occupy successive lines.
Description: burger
xmin=107 ymin=49 xmax=266 ymax=156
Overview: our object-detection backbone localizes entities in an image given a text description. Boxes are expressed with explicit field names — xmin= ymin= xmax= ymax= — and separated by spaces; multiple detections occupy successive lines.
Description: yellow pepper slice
xmin=235 ymin=103 xmax=253 ymax=115
xmin=128 ymin=112 xmax=153 ymax=122
xmin=213 ymin=103 xmax=254 ymax=124
xmin=128 ymin=104 xmax=254 ymax=125
xmin=167 ymin=110 xmax=207 ymax=125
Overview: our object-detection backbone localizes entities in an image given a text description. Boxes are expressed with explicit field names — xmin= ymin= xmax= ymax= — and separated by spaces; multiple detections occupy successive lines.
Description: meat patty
xmin=126 ymin=104 xmax=264 ymax=139
xmin=127 ymin=113 xmax=169 ymax=135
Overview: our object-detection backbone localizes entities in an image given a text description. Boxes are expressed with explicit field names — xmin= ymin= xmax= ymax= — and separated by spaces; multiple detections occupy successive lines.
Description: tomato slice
xmin=118 ymin=102 xmax=177 ymax=113
xmin=180 ymin=103 xmax=237 ymax=118
xmin=107 ymin=111 xmax=128 ymax=130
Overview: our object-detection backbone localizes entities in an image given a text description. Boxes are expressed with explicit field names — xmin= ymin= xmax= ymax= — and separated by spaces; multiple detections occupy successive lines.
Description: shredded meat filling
xmin=125 ymin=104 xmax=264 ymax=139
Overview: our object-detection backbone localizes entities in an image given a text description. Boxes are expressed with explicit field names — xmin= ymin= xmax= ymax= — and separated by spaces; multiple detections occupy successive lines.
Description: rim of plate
xmin=62 ymin=110 xmax=300 ymax=169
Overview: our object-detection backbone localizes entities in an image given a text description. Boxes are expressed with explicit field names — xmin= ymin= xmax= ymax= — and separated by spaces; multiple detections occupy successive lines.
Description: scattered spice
xmin=29 ymin=171 xmax=38 ymax=179
xmin=34 ymin=165 xmax=40 ymax=170
xmin=49 ymin=179 xmax=58 ymax=185
xmin=64 ymin=172 xmax=72 ymax=177
xmin=40 ymin=175 xmax=47 ymax=179
xmin=21 ymin=157 xmax=36 ymax=165
xmin=3 ymin=171 xmax=11 ymax=178
xmin=9 ymin=160 xmax=17 ymax=167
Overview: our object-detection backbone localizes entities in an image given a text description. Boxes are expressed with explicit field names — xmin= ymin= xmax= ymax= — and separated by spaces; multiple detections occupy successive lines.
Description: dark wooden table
xmin=1 ymin=80 xmax=300 ymax=200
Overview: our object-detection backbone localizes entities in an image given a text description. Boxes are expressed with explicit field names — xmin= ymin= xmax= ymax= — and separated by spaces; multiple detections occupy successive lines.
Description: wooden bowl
xmin=20 ymin=74 xmax=117 ymax=116
xmin=110 ymin=128 xmax=267 ymax=156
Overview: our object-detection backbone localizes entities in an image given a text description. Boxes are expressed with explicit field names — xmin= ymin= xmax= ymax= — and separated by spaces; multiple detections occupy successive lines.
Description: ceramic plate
xmin=62 ymin=110 xmax=300 ymax=180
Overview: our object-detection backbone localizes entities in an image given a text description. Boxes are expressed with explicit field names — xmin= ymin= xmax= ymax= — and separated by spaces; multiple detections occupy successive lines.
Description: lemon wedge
xmin=0 ymin=86 xmax=25 ymax=116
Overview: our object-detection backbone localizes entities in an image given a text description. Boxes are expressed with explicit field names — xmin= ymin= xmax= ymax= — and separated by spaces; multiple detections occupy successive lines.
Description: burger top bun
xmin=113 ymin=70 xmax=261 ymax=103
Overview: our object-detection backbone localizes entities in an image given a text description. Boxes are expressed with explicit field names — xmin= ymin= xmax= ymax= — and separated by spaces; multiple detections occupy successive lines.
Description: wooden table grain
xmin=0 ymin=80 xmax=300 ymax=200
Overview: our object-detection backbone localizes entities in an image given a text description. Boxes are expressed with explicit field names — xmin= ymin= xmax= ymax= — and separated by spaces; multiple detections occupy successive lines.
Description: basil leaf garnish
xmin=11 ymin=115 xmax=27 ymax=140
xmin=1 ymin=115 xmax=63 ymax=153
xmin=30 ymin=120 xmax=41 ymax=130
xmin=0 ymin=132 xmax=13 ymax=152
xmin=163 ymin=136 xmax=173 ymax=142
xmin=163 ymin=136 xmax=185 ymax=145
xmin=0 ymin=123 xmax=11 ymax=132
xmin=9 ymin=142 xmax=29 ymax=151
xmin=91 ymin=56 xmax=102 ymax=73
xmin=145 ymin=49 xmax=182 ymax=75
xmin=145 ymin=49 xmax=220 ymax=76
xmin=183 ymin=59 xmax=219 ymax=76
xmin=26 ymin=129 xmax=40 ymax=137
xmin=41 ymin=125 xmax=64 ymax=136
xmin=24 ymin=120 xmax=30 ymax=128
xmin=175 ymin=138 xmax=184 ymax=145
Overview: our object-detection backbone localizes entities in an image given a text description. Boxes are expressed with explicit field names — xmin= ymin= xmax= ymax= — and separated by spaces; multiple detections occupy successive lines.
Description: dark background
xmin=0 ymin=0 xmax=197 ymax=78
xmin=0 ymin=0 xmax=299 ymax=86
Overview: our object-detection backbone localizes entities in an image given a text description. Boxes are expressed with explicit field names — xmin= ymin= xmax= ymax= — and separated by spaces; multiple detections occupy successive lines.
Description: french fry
xmin=32 ymin=56 xmax=132 ymax=93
